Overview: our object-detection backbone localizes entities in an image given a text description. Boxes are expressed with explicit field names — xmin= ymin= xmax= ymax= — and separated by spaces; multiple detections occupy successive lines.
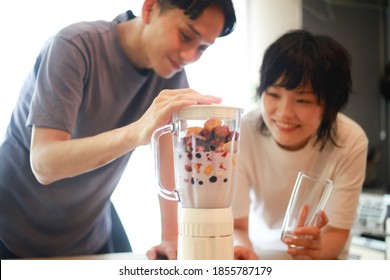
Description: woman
xmin=232 ymin=30 xmax=368 ymax=260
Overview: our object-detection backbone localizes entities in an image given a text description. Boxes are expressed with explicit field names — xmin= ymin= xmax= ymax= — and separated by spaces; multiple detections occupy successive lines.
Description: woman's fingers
xmin=296 ymin=204 xmax=309 ymax=228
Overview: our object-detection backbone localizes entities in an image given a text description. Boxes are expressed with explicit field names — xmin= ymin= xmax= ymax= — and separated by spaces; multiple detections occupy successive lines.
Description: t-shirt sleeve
xmin=27 ymin=34 xmax=86 ymax=133
xmin=326 ymin=121 xmax=369 ymax=229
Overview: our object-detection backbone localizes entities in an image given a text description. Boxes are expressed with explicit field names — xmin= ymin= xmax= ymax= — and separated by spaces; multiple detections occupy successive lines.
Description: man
xmin=0 ymin=0 xmax=236 ymax=258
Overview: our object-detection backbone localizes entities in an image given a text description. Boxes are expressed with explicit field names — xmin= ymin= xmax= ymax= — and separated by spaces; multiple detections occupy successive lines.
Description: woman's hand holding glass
xmin=282 ymin=210 xmax=329 ymax=260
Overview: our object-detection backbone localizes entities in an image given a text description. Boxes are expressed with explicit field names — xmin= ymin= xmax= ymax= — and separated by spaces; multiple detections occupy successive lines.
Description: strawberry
xmin=228 ymin=131 xmax=239 ymax=141
xmin=214 ymin=125 xmax=230 ymax=142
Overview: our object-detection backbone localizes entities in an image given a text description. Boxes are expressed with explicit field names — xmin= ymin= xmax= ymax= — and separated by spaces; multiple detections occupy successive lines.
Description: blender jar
xmin=152 ymin=104 xmax=243 ymax=209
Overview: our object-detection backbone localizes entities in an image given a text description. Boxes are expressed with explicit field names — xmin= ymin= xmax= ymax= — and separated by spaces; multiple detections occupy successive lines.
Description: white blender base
xmin=178 ymin=234 xmax=233 ymax=260
xmin=177 ymin=208 xmax=234 ymax=260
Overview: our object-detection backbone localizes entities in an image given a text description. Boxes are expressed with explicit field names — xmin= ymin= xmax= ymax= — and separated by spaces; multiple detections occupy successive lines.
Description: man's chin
xmin=157 ymin=68 xmax=182 ymax=79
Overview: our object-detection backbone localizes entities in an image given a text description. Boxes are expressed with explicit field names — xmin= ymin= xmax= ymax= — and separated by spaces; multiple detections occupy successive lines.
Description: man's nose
xmin=179 ymin=48 xmax=201 ymax=64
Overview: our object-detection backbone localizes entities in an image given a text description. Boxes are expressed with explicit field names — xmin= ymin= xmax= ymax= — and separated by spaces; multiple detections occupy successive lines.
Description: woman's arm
xmin=320 ymin=226 xmax=350 ymax=259
xmin=284 ymin=211 xmax=350 ymax=259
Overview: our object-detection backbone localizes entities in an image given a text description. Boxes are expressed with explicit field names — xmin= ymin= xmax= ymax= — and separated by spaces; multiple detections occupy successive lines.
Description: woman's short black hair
xmin=257 ymin=29 xmax=352 ymax=149
xmin=157 ymin=0 xmax=236 ymax=37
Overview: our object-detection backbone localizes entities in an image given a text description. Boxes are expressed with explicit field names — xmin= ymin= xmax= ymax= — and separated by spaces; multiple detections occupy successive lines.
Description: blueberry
xmin=209 ymin=176 xmax=217 ymax=183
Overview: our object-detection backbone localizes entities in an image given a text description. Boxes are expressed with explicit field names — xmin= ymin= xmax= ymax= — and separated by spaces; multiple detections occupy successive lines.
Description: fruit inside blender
xmin=174 ymin=118 xmax=239 ymax=208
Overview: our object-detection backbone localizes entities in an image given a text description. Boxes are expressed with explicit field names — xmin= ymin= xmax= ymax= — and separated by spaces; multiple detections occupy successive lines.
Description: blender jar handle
xmin=151 ymin=124 xmax=180 ymax=202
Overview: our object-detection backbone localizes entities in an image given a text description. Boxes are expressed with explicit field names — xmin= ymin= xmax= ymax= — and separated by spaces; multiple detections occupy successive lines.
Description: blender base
xmin=177 ymin=208 xmax=234 ymax=260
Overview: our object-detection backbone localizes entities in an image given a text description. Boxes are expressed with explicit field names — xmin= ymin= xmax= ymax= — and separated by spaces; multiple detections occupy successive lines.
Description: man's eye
xmin=180 ymin=32 xmax=192 ymax=42
xmin=198 ymin=45 xmax=208 ymax=53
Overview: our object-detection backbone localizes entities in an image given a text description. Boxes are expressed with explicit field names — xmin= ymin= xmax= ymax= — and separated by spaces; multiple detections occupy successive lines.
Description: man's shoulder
xmin=57 ymin=20 xmax=112 ymax=39
xmin=56 ymin=11 xmax=134 ymax=39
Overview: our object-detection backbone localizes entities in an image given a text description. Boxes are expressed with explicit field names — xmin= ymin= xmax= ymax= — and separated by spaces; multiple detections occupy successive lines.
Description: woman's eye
xmin=266 ymin=92 xmax=279 ymax=98
xmin=296 ymin=99 xmax=313 ymax=104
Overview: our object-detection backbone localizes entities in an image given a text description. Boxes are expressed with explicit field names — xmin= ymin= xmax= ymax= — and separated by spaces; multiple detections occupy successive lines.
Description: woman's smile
xmin=273 ymin=120 xmax=300 ymax=131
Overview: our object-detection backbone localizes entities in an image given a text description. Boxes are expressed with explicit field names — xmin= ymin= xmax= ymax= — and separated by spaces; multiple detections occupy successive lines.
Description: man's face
xmin=142 ymin=4 xmax=225 ymax=78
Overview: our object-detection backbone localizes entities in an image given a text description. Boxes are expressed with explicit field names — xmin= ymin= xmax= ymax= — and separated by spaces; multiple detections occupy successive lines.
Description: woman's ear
xmin=141 ymin=0 xmax=158 ymax=23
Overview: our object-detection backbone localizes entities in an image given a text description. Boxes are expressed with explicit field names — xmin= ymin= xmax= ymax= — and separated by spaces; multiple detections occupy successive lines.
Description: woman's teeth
xmin=275 ymin=121 xmax=296 ymax=129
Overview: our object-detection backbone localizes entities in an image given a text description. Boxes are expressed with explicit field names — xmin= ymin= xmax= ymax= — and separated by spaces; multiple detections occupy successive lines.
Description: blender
xmin=152 ymin=104 xmax=243 ymax=260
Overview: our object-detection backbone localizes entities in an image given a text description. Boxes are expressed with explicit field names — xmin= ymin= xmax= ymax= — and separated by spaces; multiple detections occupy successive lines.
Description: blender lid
xmin=175 ymin=104 xmax=243 ymax=120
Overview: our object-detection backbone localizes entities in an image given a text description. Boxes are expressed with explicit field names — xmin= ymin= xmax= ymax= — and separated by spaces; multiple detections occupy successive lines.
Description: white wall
xmin=247 ymin=0 xmax=302 ymax=98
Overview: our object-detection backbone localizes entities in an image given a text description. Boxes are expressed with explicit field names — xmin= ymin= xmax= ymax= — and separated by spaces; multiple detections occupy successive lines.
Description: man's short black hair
xmin=157 ymin=0 xmax=236 ymax=37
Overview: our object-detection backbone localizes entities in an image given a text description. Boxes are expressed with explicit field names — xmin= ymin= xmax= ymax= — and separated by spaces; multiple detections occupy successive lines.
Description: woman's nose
xmin=277 ymin=99 xmax=295 ymax=117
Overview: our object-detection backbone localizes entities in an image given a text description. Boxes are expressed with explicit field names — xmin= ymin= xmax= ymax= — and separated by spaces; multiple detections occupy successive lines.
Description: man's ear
xmin=141 ymin=0 xmax=158 ymax=23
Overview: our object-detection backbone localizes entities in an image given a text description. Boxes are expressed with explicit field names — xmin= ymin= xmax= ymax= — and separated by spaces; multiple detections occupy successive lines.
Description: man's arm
xmin=234 ymin=216 xmax=258 ymax=260
xmin=30 ymin=89 xmax=221 ymax=185
xmin=30 ymin=123 xmax=142 ymax=185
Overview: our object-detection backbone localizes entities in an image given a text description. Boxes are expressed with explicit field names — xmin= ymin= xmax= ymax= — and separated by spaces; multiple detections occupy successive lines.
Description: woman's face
xmin=261 ymin=80 xmax=324 ymax=151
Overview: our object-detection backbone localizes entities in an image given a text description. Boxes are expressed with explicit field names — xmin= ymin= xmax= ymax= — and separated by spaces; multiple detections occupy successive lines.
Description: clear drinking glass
xmin=281 ymin=171 xmax=333 ymax=247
